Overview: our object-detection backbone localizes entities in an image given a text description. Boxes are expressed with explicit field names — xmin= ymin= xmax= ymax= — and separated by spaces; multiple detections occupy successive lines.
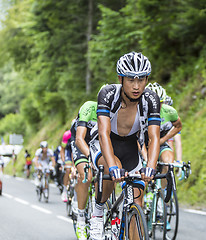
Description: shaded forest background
xmin=0 ymin=0 xmax=206 ymax=207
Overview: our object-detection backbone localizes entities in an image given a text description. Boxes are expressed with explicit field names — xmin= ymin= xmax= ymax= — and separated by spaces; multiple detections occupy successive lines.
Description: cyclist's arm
xmin=34 ymin=156 xmax=40 ymax=168
xmin=137 ymin=141 xmax=148 ymax=162
xmin=174 ymin=133 xmax=182 ymax=162
xmin=160 ymin=117 xmax=182 ymax=145
xmin=76 ymin=126 xmax=90 ymax=158
xmin=60 ymin=147 xmax=65 ymax=162
xmin=51 ymin=156 xmax=56 ymax=167
xmin=147 ymin=125 xmax=160 ymax=170
xmin=98 ymin=115 xmax=116 ymax=168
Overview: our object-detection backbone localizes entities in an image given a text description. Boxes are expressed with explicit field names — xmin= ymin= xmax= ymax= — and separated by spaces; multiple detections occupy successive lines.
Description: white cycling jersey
xmin=35 ymin=148 xmax=54 ymax=165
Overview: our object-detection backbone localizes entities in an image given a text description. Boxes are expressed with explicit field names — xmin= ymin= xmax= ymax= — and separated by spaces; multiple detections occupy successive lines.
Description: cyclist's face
xmin=42 ymin=147 xmax=47 ymax=153
xmin=119 ymin=76 xmax=148 ymax=100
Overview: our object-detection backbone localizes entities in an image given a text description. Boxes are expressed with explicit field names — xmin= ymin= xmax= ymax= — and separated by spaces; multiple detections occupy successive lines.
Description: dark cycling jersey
xmin=90 ymin=84 xmax=160 ymax=187
xmin=92 ymin=84 xmax=161 ymax=146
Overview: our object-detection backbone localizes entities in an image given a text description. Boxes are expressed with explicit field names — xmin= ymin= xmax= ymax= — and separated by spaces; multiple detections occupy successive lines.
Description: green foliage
xmin=0 ymin=113 xmax=25 ymax=135
xmin=0 ymin=0 xmax=206 ymax=207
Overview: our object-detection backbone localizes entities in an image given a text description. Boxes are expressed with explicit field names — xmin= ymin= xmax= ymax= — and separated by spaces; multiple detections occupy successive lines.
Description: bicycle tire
xmin=66 ymin=185 xmax=74 ymax=217
xmin=165 ymin=190 xmax=179 ymax=240
xmin=151 ymin=189 xmax=167 ymax=240
xmin=128 ymin=203 xmax=149 ymax=240
xmin=36 ymin=186 xmax=42 ymax=202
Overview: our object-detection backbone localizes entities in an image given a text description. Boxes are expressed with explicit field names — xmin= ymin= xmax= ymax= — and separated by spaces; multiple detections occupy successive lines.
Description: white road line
xmin=184 ymin=209 xmax=206 ymax=216
xmin=15 ymin=177 xmax=24 ymax=182
xmin=14 ymin=197 xmax=29 ymax=205
xmin=2 ymin=193 xmax=13 ymax=199
xmin=50 ymin=183 xmax=56 ymax=188
xmin=57 ymin=215 xmax=73 ymax=223
xmin=4 ymin=175 xmax=11 ymax=179
xmin=31 ymin=205 xmax=52 ymax=214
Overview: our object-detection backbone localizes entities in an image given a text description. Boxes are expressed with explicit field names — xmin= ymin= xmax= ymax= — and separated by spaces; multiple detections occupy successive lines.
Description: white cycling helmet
xmin=117 ymin=52 xmax=151 ymax=79
xmin=146 ymin=82 xmax=167 ymax=102
xmin=40 ymin=141 xmax=48 ymax=148
xmin=164 ymin=95 xmax=173 ymax=106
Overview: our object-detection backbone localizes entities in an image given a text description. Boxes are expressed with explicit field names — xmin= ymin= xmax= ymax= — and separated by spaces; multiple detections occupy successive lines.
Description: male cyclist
xmin=70 ymin=101 xmax=97 ymax=240
xmin=146 ymin=83 xmax=182 ymax=231
xmin=60 ymin=129 xmax=73 ymax=202
xmin=34 ymin=141 xmax=56 ymax=197
xmin=0 ymin=154 xmax=4 ymax=195
xmin=163 ymin=95 xmax=183 ymax=165
xmin=146 ymin=83 xmax=182 ymax=186
xmin=89 ymin=52 xmax=161 ymax=240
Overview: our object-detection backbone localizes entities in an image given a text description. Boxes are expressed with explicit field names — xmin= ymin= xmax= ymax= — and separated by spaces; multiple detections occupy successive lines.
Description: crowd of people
xmin=1 ymin=51 xmax=183 ymax=240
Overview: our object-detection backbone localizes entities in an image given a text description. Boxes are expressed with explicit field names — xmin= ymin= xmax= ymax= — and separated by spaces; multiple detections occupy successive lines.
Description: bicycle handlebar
xmin=96 ymin=164 xmax=176 ymax=204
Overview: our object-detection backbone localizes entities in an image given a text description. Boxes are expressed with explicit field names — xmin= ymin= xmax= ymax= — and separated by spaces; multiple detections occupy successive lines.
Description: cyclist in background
xmin=60 ymin=129 xmax=73 ymax=202
xmin=71 ymin=101 xmax=97 ymax=240
xmin=34 ymin=141 xmax=56 ymax=197
xmin=146 ymin=83 xmax=182 ymax=188
xmin=89 ymin=52 xmax=161 ymax=240
xmin=24 ymin=150 xmax=32 ymax=179
xmin=0 ymin=154 xmax=4 ymax=195
xmin=12 ymin=150 xmax=17 ymax=177
xmin=163 ymin=95 xmax=183 ymax=166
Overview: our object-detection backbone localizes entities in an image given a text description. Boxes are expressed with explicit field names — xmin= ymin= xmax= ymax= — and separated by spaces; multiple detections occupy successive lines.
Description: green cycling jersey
xmin=74 ymin=101 xmax=97 ymax=143
xmin=160 ymin=104 xmax=178 ymax=138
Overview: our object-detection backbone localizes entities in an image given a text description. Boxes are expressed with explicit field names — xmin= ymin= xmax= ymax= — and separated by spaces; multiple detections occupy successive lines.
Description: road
xmin=1 ymin=175 xmax=206 ymax=240
xmin=0 ymin=175 xmax=77 ymax=240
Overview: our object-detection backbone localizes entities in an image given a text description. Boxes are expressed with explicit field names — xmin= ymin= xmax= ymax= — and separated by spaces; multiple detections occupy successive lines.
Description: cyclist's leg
xmin=71 ymin=139 xmax=90 ymax=240
xmin=90 ymin=139 xmax=120 ymax=240
xmin=61 ymin=157 xmax=72 ymax=202
xmin=159 ymin=143 xmax=174 ymax=189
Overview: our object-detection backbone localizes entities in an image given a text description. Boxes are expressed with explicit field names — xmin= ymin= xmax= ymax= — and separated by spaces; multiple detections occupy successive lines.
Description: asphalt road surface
xmin=0 ymin=175 xmax=206 ymax=240
xmin=0 ymin=175 xmax=76 ymax=240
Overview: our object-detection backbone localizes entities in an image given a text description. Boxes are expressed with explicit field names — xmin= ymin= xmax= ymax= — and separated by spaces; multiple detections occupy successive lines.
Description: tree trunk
xmin=85 ymin=0 xmax=93 ymax=94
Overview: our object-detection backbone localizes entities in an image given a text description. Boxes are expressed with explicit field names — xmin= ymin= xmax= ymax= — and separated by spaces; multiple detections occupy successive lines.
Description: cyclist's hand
xmin=139 ymin=167 xmax=156 ymax=182
xmin=38 ymin=166 xmax=43 ymax=171
xmin=109 ymin=166 xmax=127 ymax=182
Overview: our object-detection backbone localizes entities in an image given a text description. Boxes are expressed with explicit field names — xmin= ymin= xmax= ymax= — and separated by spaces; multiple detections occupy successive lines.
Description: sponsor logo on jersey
xmin=149 ymin=95 xmax=157 ymax=109
xmin=104 ymin=89 xmax=115 ymax=103
xmin=90 ymin=141 xmax=98 ymax=153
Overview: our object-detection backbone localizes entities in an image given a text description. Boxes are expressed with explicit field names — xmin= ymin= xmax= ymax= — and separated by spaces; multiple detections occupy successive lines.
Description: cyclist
xmin=89 ymin=52 xmax=161 ymax=240
xmin=12 ymin=150 xmax=17 ymax=177
xmin=34 ymin=141 xmax=56 ymax=197
xmin=60 ymin=129 xmax=73 ymax=202
xmin=146 ymin=82 xmax=182 ymax=187
xmin=70 ymin=101 xmax=97 ymax=240
xmin=164 ymin=95 xmax=183 ymax=162
xmin=0 ymin=154 xmax=4 ymax=195
xmin=24 ymin=150 xmax=32 ymax=179
xmin=164 ymin=95 xmax=183 ymax=175
xmin=146 ymin=83 xmax=182 ymax=231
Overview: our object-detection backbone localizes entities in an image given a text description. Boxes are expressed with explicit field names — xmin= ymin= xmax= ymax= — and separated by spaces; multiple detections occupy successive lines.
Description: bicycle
xmin=71 ymin=163 xmax=111 ymax=238
xmin=66 ymin=167 xmax=78 ymax=217
xmin=96 ymin=165 xmax=174 ymax=240
xmin=144 ymin=161 xmax=191 ymax=240
xmin=35 ymin=165 xmax=53 ymax=203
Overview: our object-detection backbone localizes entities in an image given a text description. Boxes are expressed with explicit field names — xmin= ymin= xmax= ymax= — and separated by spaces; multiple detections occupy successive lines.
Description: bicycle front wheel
xmin=165 ymin=190 xmax=179 ymax=240
xmin=128 ymin=203 xmax=149 ymax=240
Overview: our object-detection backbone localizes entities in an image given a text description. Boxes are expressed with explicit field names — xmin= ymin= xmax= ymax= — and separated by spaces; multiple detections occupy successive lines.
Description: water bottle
xmin=111 ymin=213 xmax=120 ymax=240
xmin=146 ymin=192 xmax=154 ymax=211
